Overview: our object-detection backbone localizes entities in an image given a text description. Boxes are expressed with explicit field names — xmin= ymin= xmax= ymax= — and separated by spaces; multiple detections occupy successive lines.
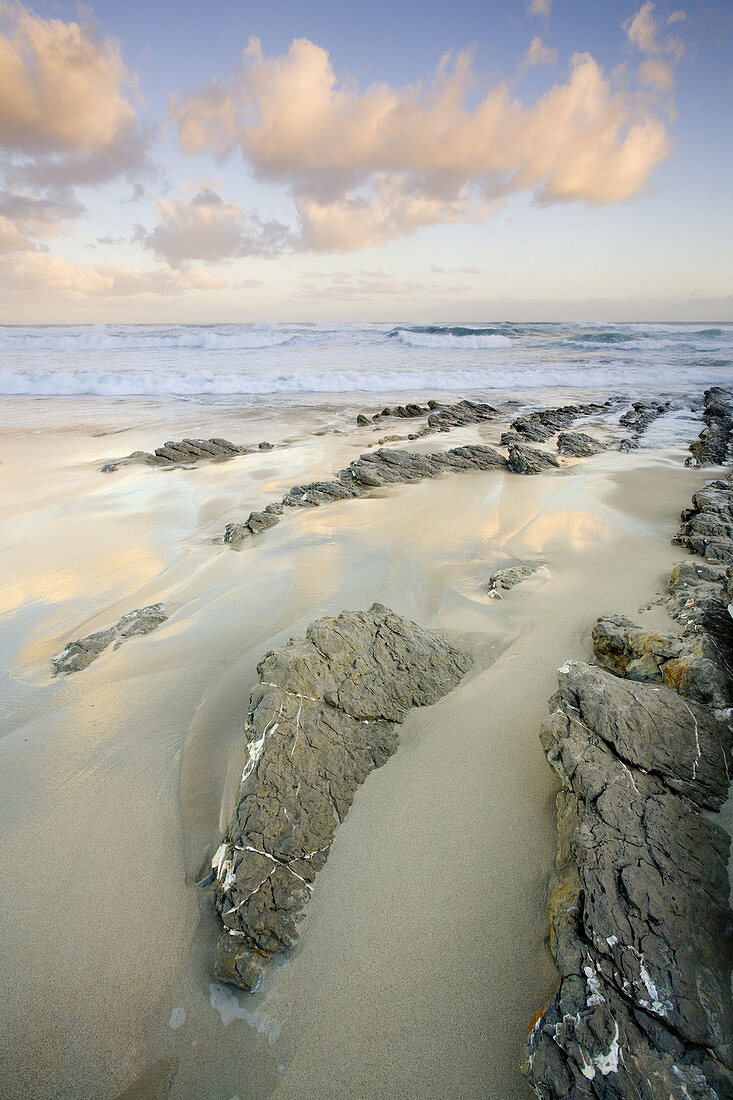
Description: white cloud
xmin=523 ymin=36 xmax=558 ymax=69
xmin=0 ymin=251 xmax=227 ymax=297
xmin=0 ymin=4 xmax=151 ymax=255
xmin=172 ymin=20 xmax=675 ymax=253
xmin=133 ymin=186 xmax=294 ymax=267
xmin=528 ymin=0 xmax=552 ymax=16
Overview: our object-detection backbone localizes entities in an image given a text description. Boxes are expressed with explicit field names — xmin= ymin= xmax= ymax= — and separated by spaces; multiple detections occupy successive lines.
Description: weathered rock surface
xmin=619 ymin=399 xmax=670 ymax=437
xmin=101 ymin=437 xmax=248 ymax=471
xmin=487 ymin=562 xmax=543 ymax=598
xmin=686 ymin=387 xmax=733 ymax=467
xmin=501 ymin=404 xmax=606 ymax=449
xmin=223 ymin=443 xmax=514 ymax=542
xmin=526 ymin=467 xmax=733 ymax=1098
xmin=557 ymin=431 xmax=606 ymax=457
xmin=507 ymin=443 xmax=560 ymax=475
xmin=592 ymin=614 xmax=730 ymax=708
xmin=52 ymin=604 xmax=168 ymax=674
xmin=673 ymin=473 xmax=733 ymax=565
xmin=210 ymin=603 xmax=471 ymax=991
xmin=354 ymin=398 xmax=497 ymax=433
xmin=525 ymin=662 xmax=733 ymax=1097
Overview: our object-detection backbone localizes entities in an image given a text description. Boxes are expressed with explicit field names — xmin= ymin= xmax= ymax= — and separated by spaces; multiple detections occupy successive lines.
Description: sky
xmin=0 ymin=0 xmax=731 ymax=322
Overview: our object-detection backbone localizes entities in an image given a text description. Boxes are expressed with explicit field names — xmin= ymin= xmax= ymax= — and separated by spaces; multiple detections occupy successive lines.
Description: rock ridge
xmin=525 ymin=473 xmax=733 ymax=1097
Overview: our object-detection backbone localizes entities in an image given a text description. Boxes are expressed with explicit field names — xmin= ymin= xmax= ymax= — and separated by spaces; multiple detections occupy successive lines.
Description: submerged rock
xmin=487 ymin=562 xmax=543 ymax=598
xmin=686 ymin=386 xmax=733 ymax=467
xmin=619 ymin=399 xmax=670 ymax=437
xmin=52 ymin=604 xmax=168 ymax=674
xmin=211 ymin=603 xmax=471 ymax=990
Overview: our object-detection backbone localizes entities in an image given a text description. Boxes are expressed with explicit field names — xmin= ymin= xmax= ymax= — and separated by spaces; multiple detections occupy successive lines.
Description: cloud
xmin=430 ymin=264 xmax=482 ymax=274
xmin=296 ymin=268 xmax=462 ymax=300
xmin=624 ymin=3 xmax=685 ymax=93
xmin=133 ymin=186 xmax=293 ymax=267
xmin=523 ymin=36 xmax=557 ymax=69
xmin=0 ymin=4 xmax=151 ymax=253
xmin=0 ymin=250 xmax=227 ymax=297
xmin=528 ymin=0 xmax=552 ymax=16
xmin=172 ymin=18 xmax=676 ymax=252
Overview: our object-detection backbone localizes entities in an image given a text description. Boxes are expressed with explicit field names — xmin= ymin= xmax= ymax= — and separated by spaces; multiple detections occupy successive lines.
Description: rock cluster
xmin=686 ymin=387 xmax=733 ymax=467
xmin=619 ymin=399 xmax=671 ymax=437
xmin=507 ymin=444 xmax=560 ymax=475
xmin=52 ymin=604 xmax=168 ymax=674
xmin=210 ymin=603 xmax=471 ymax=991
xmin=355 ymin=398 xmax=497 ymax=433
xmin=500 ymin=404 xmax=607 ymax=448
xmin=223 ymin=443 xmax=527 ymax=542
xmin=525 ymin=476 xmax=733 ymax=1098
xmin=100 ymin=437 xmax=270 ymax=472
xmin=487 ymin=562 xmax=543 ymax=598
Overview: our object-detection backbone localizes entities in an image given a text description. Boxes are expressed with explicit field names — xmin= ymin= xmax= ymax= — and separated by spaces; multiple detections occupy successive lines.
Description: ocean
xmin=1 ymin=320 xmax=731 ymax=402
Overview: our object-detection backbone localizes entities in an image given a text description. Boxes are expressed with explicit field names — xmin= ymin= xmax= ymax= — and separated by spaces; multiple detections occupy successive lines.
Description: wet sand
xmin=0 ymin=393 xmax=715 ymax=1098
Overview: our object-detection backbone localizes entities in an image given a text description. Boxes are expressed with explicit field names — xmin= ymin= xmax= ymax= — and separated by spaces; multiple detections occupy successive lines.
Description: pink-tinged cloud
xmin=0 ymin=251 xmax=227 ymax=297
xmin=528 ymin=0 xmax=552 ymax=17
xmin=0 ymin=4 xmax=151 ymax=250
xmin=133 ymin=187 xmax=293 ymax=267
xmin=171 ymin=12 xmax=676 ymax=253
xmin=523 ymin=37 xmax=558 ymax=69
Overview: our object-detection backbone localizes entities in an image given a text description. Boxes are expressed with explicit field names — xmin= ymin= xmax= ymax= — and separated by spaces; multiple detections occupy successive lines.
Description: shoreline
xmin=0 ymin=386 xmax=730 ymax=1098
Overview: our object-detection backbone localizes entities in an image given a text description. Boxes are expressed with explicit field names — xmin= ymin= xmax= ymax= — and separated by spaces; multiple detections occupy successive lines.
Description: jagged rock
xmin=618 ymin=437 xmax=638 ymax=451
xmin=102 ymin=436 xmax=247 ymax=471
xmin=525 ymin=661 xmax=733 ymax=1097
xmin=426 ymin=399 xmax=498 ymax=430
xmin=224 ymin=444 xmax=507 ymax=543
xmin=507 ymin=444 xmax=560 ymax=475
xmin=511 ymin=416 xmax=554 ymax=442
xmin=686 ymin=387 xmax=733 ymax=467
xmin=557 ymin=431 xmax=605 ymax=457
xmin=593 ymin=614 xmax=731 ymax=708
xmin=52 ymin=604 xmax=168 ymax=675
xmin=619 ymin=400 xmax=670 ymax=436
xmin=258 ymin=441 xmax=273 ymax=450
xmin=487 ymin=562 xmax=542 ymax=598
xmin=356 ymin=414 xmax=371 ymax=426
xmin=210 ymin=604 xmax=471 ymax=990
xmin=673 ymin=473 xmax=733 ymax=563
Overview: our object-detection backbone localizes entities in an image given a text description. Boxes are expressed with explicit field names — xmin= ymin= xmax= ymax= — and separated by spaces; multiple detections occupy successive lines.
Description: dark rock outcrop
xmin=101 ymin=437 xmax=248 ymax=471
xmin=673 ymin=472 xmax=733 ymax=564
xmin=223 ymin=443 xmax=513 ymax=543
xmin=210 ymin=603 xmax=471 ymax=991
xmin=507 ymin=443 xmax=560 ymax=475
xmin=619 ymin=400 xmax=670 ymax=437
xmin=525 ymin=469 xmax=733 ymax=1099
xmin=52 ymin=604 xmax=168 ymax=674
xmin=686 ymin=387 xmax=733 ymax=467
xmin=557 ymin=432 xmax=606 ymax=457
xmin=487 ymin=562 xmax=543 ymax=598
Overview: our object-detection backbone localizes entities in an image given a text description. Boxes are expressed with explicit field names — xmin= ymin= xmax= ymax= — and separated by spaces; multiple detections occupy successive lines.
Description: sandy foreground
xmin=0 ymin=392 xmax=720 ymax=1099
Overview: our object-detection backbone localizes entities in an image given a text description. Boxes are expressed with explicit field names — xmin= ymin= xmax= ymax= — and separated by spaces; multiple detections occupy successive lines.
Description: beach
xmin=0 ymin=328 xmax=727 ymax=1099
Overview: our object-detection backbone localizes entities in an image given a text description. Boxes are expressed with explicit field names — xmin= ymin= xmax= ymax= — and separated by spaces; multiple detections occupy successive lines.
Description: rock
xmin=673 ymin=472 xmax=733 ymax=563
xmin=557 ymin=431 xmax=605 ymax=457
xmin=593 ymin=614 xmax=730 ymax=708
xmin=686 ymin=387 xmax=733 ymax=467
xmin=52 ymin=604 xmax=168 ymax=675
xmin=210 ymin=603 xmax=471 ymax=990
xmin=258 ymin=441 xmax=274 ymax=451
xmin=511 ymin=416 xmax=554 ymax=442
xmin=356 ymin=414 xmax=371 ymax=426
xmin=224 ymin=443 xmax=507 ymax=543
xmin=507 ymin=444 xmax=560 ymax=475
xmin=103 ymin=437 xmax=246 ymax=470
xmin=425 ymin=398 xmax=498 ymax=430
xmin=525 ymin=661 xmax=733 ymax=1097
xmin=526 ymin=462 xmax=733 ymax=1099
xmin=619 ymin=399 xmax=670 ymax=436
xmin=487 ymin=562 xmax=542 ymax=598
